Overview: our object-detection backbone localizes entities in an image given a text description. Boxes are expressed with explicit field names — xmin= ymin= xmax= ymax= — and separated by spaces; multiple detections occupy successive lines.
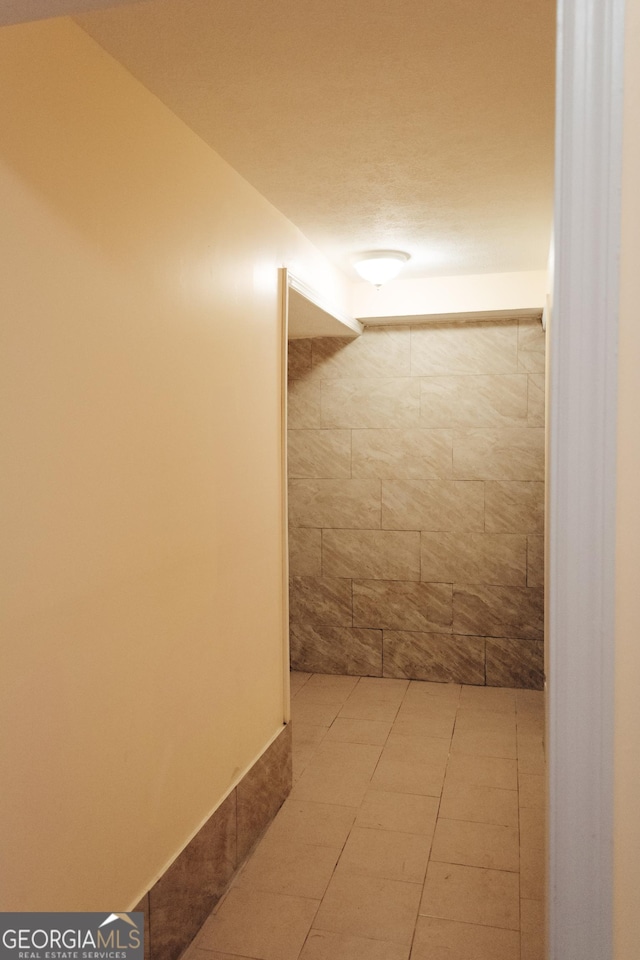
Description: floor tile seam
xmin=331 ymin=862 xmax=425 ymax=887
xmin=428 ymin=852 xmax=520 ymax=874
xmin=416 ymin=907 xmax=520 ymax=933
xmin=442 ymin=776 xmax=518 ymax=795
xmin=306 ymin=923 xmax=410 ymax=950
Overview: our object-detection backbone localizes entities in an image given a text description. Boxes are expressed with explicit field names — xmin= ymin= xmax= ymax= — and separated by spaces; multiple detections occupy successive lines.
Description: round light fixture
xmin=353 ymin=250 xmax=411 ymax=287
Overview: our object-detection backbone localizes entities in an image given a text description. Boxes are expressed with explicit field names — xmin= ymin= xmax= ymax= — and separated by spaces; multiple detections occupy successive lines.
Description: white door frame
xmin=549 ymin=0 xmax=624 ymax=956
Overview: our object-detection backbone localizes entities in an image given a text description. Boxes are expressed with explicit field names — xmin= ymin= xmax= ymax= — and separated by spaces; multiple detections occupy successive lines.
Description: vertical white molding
xmin=549 ymin=0 xmax=624 ymax=956
xmin=279 ymin=268 xmax=291 ymax=723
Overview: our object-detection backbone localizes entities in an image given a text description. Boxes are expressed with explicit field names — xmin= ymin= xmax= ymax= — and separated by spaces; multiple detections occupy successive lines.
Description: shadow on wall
xmin=287 ymin=319 xmax=545 ymax=690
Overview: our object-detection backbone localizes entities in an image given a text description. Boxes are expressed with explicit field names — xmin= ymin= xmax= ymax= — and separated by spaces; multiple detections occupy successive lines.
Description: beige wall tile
xmin=527 ymin=373 xmax=545 ymax=426
xmin=517 ymin=319 xmax=546 ymax=373
xmin=430 ymin=818 xmax=519 ymax=872
xmin=351 ymin=428 xmax=453 ymax=479
xmin=288 ymin=429 xmax=351 ymax=479
xmin=321 ymin=377 xmax=421 ymax=428
xmin=412 ymin=917 xmax=519 ymax=960
xmin=484 ymin=481 xmax=544 ymax=533
xmin=485 ymin=638 xmax=544 ymax=690
xmin=323 ymin=529 xmax=421 ymax=580
xmin=453 ymin=427 xmax=544 ymax=481
xmin=289 ymin=576 xmax=353 ymax=627
xmin=453 ymin=585 xmax=544 ymax=640
xmin=420 ymin=860 xmax=519 ymax=929
xmin=383 ymin=631 xmax=485 ymax=684
xmin=421 ymin=532 xmax=527 ymax=586
xmin=289 ymin=527 xmax=322 ymax=577
xmin=527 ymin=535 xmax=544 ymax=588
xmin=382 ymin=479 xmax=484 ymax=532
xmin=288 ymin=377 xmax=321 ymax=428
xmin=411 ymin=322 xmax=519 ymax=376
xmin=289 ymin=479 xmax=381 ymax=529
xmin=353 ymin=580 xmax=452 ymax=632
xmin=420 ymin=375 xmax=528 ymax=427
xmin=288 ymin=339 xmax=312 ymax=380
xmin=290 ymin=623 xmax=382 ymax=676
xmin=310 ymin=326 xmax=410 ymax=379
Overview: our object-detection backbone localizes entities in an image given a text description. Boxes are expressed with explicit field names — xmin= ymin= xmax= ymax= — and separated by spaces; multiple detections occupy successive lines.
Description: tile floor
xmin=185 ymin=673 xmax=546 ymax=960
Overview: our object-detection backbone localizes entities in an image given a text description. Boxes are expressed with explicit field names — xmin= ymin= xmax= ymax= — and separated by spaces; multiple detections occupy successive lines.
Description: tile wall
xmin=287 ymin=319 xmax=545 ymax=689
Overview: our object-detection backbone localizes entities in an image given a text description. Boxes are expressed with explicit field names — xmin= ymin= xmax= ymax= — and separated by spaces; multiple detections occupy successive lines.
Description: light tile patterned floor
xmin=185 ymin=673 xmax=546 ymax=960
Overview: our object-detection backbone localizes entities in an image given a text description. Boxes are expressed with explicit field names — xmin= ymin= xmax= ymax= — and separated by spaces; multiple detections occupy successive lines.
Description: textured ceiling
xmin=76 ymin=0 xmax=555 ymax=281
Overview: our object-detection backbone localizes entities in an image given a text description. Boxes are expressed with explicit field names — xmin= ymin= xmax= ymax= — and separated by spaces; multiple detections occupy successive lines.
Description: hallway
xmin=186 ymin=673 xmax=545 ymax=960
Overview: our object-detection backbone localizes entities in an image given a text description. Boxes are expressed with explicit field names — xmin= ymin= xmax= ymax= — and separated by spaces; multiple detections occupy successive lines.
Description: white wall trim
xmin=548 ymin=0 xmax=624 ymax=956
xmin=360 ymin=307 xmax=542 ymax=326
xmin=287 ymin=272 xmax=363 ymax=337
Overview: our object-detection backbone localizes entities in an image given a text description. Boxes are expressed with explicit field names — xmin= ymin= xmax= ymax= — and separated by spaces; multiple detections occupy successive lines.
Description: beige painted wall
xmin=614 ymin=0 xmax=640 ymax=953
xmin=0 ymin=18 xmax=348 ymax=910
xmin=287 ymin=320 xmax=545 ymax=688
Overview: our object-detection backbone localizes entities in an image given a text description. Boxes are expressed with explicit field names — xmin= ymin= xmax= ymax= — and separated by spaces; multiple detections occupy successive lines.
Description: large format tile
xmin=289 ymin=527 xmax=323 ymax=577
xmin=444 ymin=754 xmax=518 ymax=790
xmin=236 ymin=724 xmax=292 ymax=862
xmin=338 ymin=825 xmax=430 ymax=883
xmin=289 ymin=378 xmax=322 ymax=429
xmin=196 ymin=888 xmax=319 ymax=960
xmin=527 ymin=373 xmax=545 ymax=426
xmin=235 ymin=833 xmax=342 ymax=899
xmin=453 ymin=584 xmax=544 ymax=640
xmin=300 ymin=930 xmax=409 ymax=960
xmin=485 ymin=638 xmax=545 ymax=690
xmin=353 ymin=580 xmax=452 ymax=632
xmin=517 ymin=319 xmax=546 ymax=373
xmin=520 ymin=899 xmax=545 ymax=960
xmin=289 ymin=576 xmax=353 ymax=627
xmin=420 ymin=532 xmax=527 ymax=587
xmin=527 ymin=534 xmax=544 ymax=588
xmin=410 ymin=322 xmax=519 ymax=376
xmin=484 ymin=480 xmax=544 ymax=533
xmin=355 ymin=789 xmax=439 ymax=836
xmin=265 ymin=799 xmax=356 ymax=848
xmin=453 ymin=427 xmax=544 ymax=481
xmin=381 ymin=479 xmax=484 ymax=532
xmin=383 ymin=631 xmax=485 ymax=684
xmin=321 ymin=377 xmax=421 ymax=428
xmin=313 ymin=871 xmax=422 ymax=944
xmin=420 ymin=374 xmax=528 ymax=427
xmin=323 ymin=529 xmax=421 ymax=580
xmin=289 ymin=479 xmax=381 ymax=529
xmin=310 ymin=327 xmax=410 ymax=379
xmin=430 ymin=818 xmax=519 ymax=872
xmin=351 ymin=428 xmax=453 ymax=479
xmin=150 ymin=793 xmax=236 ymax=960
xmin=520 ymin=807 xmax=546 ymax=900
xmin=411 ymin=916 xmax=520 ymax=960
xmin=288 ymin=339 xmax=312 ymax=380
xmin=439 ymin=779 xmax=518 ymax=826
xmin=290 ymin=623 xmax=382 ymax=676
xmin=288 ymin=430 xmax=352 ymax=479
xmin=420 ymin=860 xmax=520 ymax=930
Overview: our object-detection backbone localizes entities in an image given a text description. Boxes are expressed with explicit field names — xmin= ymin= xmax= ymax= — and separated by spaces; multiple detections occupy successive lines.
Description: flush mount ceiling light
xmin=353 ymin=250 xmax=411 ymax=287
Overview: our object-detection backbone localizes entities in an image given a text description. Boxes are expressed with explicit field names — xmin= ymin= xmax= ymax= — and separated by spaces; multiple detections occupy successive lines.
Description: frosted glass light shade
xmin=353 ymin=250 xmax=410 ymax=286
